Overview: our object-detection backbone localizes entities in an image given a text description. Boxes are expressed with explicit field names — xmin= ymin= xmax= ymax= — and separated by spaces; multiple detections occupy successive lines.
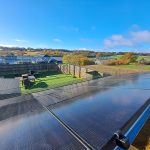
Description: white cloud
xmin=79 ymin=48 xmax=87 ymax=50
xmin=80 ymin=38 xmax=94 ymax=43
xmin=0 ymin=44 xmax=17 ymax=47
xmin=130 ymin=24 xmax=140 ymax=30
xmin=14 ymin=39 xmax=29 ymax=43
xmin=53 ymin=38 xmax=62 ymax=42
xmin=104 ymin=29 xmax=150 ymax=48
xmin=131 ymin=30 xmax=150 ymax=42
xmin=104 ymin=35 xmax=133 ymax=48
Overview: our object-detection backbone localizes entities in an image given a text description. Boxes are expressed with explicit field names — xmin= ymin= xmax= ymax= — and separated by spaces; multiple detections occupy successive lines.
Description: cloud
xmin=104 ymin=35 xmax=133 ymax=48
xmin=53 ymin=38 xmax=62 ymax=42
xmin=131 ymin=30 xmax=150 ymax=42
xmin=104 ymin=29 xmax=150 ymax=48
xmin=0 ymin=44 xmax=17 ymax=47
xmin=79 ymin=48 xmax=87 ymax=50
xmin=130 ymin=24 xmax=140 ymax=30
xmin=14 ymin=39 xmax=29 ymax=43
xmin=80 ymin=38 xmax=94 ymax=43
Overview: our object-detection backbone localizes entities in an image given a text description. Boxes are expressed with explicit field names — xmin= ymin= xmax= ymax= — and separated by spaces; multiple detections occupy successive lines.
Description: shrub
xmin=103 ymin=60 xmax=117 ymax=65
xmin=116 ymin=59 xmax=130 ymax=65
xmin=103 ymin=59 xmax=129 ymax=65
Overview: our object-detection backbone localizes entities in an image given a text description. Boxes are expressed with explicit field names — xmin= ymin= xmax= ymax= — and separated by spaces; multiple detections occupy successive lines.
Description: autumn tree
xmin=121 ymin=53 xmax=137 ymax=63
xmin=63 ymin=54 xmax=95 ymax=66
xmin=96 ymin=52 xmax=103 ymax=58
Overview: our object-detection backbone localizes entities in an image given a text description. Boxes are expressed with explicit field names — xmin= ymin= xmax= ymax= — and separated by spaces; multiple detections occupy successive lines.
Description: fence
xmin=0 ymin=63 xmax=104 ymax=79
xmin=58 ymin=64 xmax=105 ymax=79
xmin=0 ymin=64 xmax=60 ymax=76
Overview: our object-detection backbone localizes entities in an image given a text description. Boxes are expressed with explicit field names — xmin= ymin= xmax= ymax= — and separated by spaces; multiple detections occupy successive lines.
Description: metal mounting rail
xmin=43 ymin=105 xmax=95 ymax=150
xmin=115 ymin=104 xmax=150 ymax=150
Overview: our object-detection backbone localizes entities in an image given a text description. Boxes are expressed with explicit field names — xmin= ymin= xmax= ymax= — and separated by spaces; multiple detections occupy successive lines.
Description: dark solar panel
xmin=50 ymin=73 xmax=150 ymax=149
xmin=0 ymin=97 xmax=85 ymax=150
xmin=0 ymin=78 xmax=20 ymax=95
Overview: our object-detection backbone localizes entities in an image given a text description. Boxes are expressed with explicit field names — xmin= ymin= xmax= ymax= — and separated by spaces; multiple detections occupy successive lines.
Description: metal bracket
xmin=113 ymin=130 xmax=130 ymax=150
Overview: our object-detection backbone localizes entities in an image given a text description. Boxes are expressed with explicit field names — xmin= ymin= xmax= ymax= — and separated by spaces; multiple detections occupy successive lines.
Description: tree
xmin=62 ymin=54 xmax=95 ymax=66
xmin=121 ymin=53 xmax=137 ymax=63
xmin=96 ymin=52 xmax=103 ymax=58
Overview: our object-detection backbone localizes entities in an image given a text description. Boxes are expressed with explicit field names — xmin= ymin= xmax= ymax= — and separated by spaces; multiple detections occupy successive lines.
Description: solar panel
xmin=50 ymin=73 xmax=150 ymax=149
xmin=0 ymin=96 xmax=85 ymax=150
xmin=0 ymin=73 xmax=149 ymax=150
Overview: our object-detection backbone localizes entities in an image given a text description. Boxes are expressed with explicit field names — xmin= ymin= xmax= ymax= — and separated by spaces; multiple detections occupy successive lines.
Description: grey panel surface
xmin=0 ymin=95 xmax=33 ymax=107
xmin=50 ymin=73 xmax=150 ymax=149
xmin=0 ymin=78 xmax=20 ymax=95
xmin=0 ymin=96 xmax=85 ymax=150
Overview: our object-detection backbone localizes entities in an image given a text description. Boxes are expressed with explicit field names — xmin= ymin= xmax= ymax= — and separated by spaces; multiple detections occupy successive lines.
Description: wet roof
xmin=0 ymin=73 xmax=150 ymax=150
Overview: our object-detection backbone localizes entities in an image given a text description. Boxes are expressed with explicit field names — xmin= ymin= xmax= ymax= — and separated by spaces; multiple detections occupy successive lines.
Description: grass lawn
xmin=111 ymin=55 xmax=123 ymax=59
xmin=20 ymin=71 xmax=83 ymax=94
xmin=116 ymin=64 xmax=150 ymax=71
xmin=111 ymin=55 xmax=150 ymax=61
xmin=137 ymin=56 xmax=150 ymax=61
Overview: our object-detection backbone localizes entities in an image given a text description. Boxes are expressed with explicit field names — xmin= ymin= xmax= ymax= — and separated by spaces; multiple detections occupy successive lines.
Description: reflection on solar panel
xmin=0 ymin=73 xmax=150 ymax=150
xmin=50 ymin=73 xmax=150 ymax=149
xmin=0 ymin=96 xmax=85 ymax=150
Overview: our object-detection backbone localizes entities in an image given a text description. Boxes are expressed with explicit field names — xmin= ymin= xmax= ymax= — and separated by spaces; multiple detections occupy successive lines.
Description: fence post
xmin=79 ymin=66 xmax=81 ymax=78
xmin=68 ymin=64 xmax=70 ymax=74
xmin=73 ymin=65 xmax=75 ymax=77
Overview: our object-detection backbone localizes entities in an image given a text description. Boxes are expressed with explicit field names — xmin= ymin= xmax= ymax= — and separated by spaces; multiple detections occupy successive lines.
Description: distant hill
xmin=0 ymin=46 xmax=150 ymax=56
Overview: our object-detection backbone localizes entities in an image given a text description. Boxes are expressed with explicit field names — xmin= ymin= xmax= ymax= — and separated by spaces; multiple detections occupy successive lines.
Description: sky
xmin=0 ymin=0 xmax=150 ymax=52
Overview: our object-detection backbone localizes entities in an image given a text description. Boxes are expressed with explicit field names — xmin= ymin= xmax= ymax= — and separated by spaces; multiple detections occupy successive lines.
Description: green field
xmin=110 ymin=55 xmax=150 ymax=71
xmin=111 ymin=55 xmax=123 ymax=59
xmin=111 ymin=55 xmax=150 ymax=61
xmin=20 ymin=71 xmax=83 ymax=94
xmin=115 ymin=64 xmax=150 ymax=71
xmin=137 ymin=56 xmax=150 ymax=61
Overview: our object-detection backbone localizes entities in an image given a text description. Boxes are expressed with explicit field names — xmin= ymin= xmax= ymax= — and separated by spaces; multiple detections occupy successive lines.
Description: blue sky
xmin=0 ymin=0 xmax=150 ymax=52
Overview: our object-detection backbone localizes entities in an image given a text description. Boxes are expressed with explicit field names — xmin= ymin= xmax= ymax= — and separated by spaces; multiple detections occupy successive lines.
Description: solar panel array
xmin=0 ymin=95 xmax=85 ymax=150
xmin=0 ymin=73 xmax=150 ymax=150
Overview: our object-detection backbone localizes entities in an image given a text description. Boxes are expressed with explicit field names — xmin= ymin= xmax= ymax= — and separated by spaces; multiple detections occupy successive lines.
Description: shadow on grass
xmin=28 ymin=82 xmax=48 ymax=89
xmin=37 ymin=71 xmax=61 ymax=78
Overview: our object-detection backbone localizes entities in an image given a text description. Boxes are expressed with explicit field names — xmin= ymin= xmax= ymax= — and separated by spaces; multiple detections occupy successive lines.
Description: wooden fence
xmin=0 ymin=64 xmax=59 ymax=76
xmin=58 ymin=64 xmax=104 ymax=79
